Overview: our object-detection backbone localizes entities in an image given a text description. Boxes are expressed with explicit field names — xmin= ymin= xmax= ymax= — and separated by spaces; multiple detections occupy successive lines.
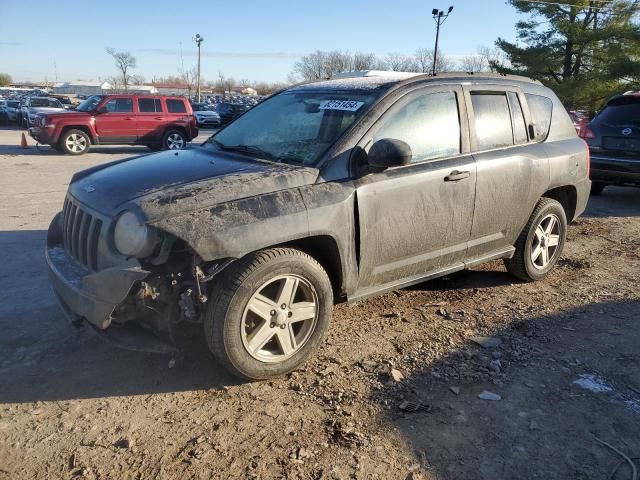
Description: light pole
xmin=431 ymin=6 xmax=453 ymax=75
xmin=193 ymin=33 xmax=204 ymax=102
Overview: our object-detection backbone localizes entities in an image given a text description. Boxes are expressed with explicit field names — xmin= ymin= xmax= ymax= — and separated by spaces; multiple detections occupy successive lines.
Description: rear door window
xmin=138 ymin=98 xmax=163 ymax=113
xmin=166 ymin=99 xmax=187 ymax=113
xmin=525 ymin=93 xmax=553 ymax=140
xmin=371 ymin=90 xmax=461 ymax=163
xmin=471 ymin=92 xmax=513 ymax=150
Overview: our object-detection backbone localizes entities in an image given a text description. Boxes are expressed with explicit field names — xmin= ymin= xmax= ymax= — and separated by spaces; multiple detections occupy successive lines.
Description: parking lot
xmin=0 ymin=124 xmax=639 ymax=479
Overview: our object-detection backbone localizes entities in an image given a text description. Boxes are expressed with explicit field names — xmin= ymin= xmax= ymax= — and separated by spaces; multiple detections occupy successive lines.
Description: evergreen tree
xmin=496 ymin=0 xmax=640 ymax=111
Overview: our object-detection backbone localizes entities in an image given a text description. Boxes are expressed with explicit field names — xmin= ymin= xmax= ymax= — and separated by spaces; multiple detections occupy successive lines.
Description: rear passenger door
xmin=464 ymin=86 xmax=549 ymax=262
xmin=136 ymin=97 xmax=165 ymax=145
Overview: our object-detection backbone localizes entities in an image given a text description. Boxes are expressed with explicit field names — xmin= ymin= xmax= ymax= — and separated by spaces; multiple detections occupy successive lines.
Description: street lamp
xmin=431 ymin=6 xmax=453 ymax=76
xmin=193 ymin=33 xmax=204 ymax=102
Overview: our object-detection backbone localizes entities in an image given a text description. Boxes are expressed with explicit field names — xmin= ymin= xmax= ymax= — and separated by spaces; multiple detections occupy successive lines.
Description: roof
xmin=289 ymin=71 xmax=542 ymax=93
xmin=53 ymin=81 xmax=110 ymax=88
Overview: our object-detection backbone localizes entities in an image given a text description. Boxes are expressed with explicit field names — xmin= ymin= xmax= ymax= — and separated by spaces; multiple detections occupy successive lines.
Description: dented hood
xmin=69 ymin=146 xmax=319 ymax=220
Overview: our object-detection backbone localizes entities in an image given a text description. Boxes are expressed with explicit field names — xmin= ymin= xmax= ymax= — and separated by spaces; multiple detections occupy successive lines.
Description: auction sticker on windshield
xmin=319 ymin=100 xmax=364 ymax=111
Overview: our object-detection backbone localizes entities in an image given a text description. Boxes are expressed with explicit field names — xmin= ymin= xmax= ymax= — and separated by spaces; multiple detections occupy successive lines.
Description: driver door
xmin=354 ymin=86 xmax=477 ymax=293
xmin=94 ymin=97 xmax=137 ymax=144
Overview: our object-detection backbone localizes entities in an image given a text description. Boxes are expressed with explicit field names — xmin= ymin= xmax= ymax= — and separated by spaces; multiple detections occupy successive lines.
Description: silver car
xmin=20 ymin=97 xmax=66 ymax=128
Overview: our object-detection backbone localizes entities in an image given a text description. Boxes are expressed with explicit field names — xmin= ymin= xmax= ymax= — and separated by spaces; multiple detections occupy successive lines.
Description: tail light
xmin=580 ymin=125 xmax=595 ymax=139
xmin=581 ymin=139 xmax=590 ymax=177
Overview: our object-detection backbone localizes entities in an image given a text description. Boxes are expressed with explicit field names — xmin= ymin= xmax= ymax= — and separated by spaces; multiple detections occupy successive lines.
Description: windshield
xmin=76 ymin=95 xmax=105 ymax=112
xmin=209 ymin=91 xmax=378 ymax=165
xmin=598 ymin=97 xmax=640 ymax=126
xmin=30 ymin=98 xmax=62 ymax=108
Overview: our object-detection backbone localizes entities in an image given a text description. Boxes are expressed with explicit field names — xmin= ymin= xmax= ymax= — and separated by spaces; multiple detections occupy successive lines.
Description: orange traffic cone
xmin=20 ymin=132 xmax=28 ymax=149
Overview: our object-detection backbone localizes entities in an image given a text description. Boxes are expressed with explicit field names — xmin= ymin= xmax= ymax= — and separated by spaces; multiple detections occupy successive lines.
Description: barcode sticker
xmin=319 ymin=100 xmax=364 ymax=112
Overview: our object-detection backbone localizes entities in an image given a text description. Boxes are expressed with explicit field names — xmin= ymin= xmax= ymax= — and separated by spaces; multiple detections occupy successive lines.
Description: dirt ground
xmin=0 ymin=125 xmax=639 ymax=480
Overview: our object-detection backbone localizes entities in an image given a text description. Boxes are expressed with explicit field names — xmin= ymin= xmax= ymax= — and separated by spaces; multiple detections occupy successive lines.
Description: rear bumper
xmin=590 ymin=154 xmax=640 ymax=185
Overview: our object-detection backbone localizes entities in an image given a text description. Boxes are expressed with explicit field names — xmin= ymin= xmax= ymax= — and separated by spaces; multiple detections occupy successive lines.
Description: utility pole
xmin=431 ymin=6 xmax=453 ymax=75
xmin=193 ymin=33 xmax=204 ymax=102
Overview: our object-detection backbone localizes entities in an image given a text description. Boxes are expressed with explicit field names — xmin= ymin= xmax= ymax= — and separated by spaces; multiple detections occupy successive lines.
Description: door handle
xmin=154 ymin=116 xmax=163 ymax=120
xmin=444 ymin=170 xmax=470 ymax=182
xmin=124 ymin=117 xmax=133 ymax=120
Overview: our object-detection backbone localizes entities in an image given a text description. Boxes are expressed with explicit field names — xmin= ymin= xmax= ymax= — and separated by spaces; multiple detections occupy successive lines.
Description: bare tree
xmin=216 ymin=73 xmax=236 ymax=99
xmin=130 ymin=74 xmax=146 ymax=85
xmin=106 ymin=48 xmax=137 ymax=93
xmin=384 ymin=52 xmax=416 ymax=71
xmin=478 ymin=46 xmax=508 ymax=72
xmin=413 ymin=48 xmax=454 ymax=74
xmin=240 ymin=78 xmax=250 ymax=88
xmin=459 ymin=55 xmax=487 ymax=72
xmin=292 ymin=50 xmax=328 ymax=81
xmin=107 ymin=76 xmax=122 ymax=93
xmin=325 ymin=50 xmax=353 ymax=76
xmin=353 ymin=52 xmax=379 ymax=70
xmin=180 ymin=67 xmax=198 ymax=97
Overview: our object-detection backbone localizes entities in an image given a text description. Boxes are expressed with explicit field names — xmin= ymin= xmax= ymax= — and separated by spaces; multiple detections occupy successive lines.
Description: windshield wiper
xmin=213 ymin=141 xmax=278 ymax=161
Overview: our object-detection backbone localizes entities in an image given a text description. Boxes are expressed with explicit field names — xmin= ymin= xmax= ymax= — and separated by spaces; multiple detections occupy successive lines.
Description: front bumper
xmin=590 ymin=153 xmax=640 ymax=186
xmin=45 ymin=213 xmax=149 ymax=330
xmin=29 ymin=126 xmax=55 ymax=145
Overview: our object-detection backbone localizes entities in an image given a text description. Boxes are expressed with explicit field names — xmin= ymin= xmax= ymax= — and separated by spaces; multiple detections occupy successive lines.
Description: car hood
xmin=68 ymin=146 xmax=319 ymax=221
xmin=36 ymin=109 xmax=88 ymax=119
xmin=194 ymin=111 xmax=218 ymax=116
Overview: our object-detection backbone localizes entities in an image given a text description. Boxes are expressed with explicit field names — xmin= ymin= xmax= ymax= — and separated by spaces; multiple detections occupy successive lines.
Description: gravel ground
xmin=0 ymin=125 xmax=639 ymax=480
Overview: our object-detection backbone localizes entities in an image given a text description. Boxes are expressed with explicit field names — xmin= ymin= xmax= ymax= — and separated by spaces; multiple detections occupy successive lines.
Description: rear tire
xmin=505 ymin=197 xmax=567 ymax=282
xmin=58 ymin=129 xmax=91 ymax=155
xmin=204 ymin=248 xmax=333 ymax=380
xmin=162 ymin=130 xmax=187 ymax=150
xmin=590 ymin=182 xmax=606 ymax=195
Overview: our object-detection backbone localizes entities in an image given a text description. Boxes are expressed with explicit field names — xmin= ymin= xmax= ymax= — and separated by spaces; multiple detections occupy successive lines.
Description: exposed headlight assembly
xmin=113 ymin=211 xmax=158 ymax=258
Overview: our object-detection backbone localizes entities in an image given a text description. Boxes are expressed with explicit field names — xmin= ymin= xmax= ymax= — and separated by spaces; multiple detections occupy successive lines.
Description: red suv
xmin=29 ymin=94 xmax=199 ymax=155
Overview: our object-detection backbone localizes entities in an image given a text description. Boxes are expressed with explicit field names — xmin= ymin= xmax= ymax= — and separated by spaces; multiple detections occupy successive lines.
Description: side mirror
xmin=368 ymin=138 xmax=412 ymax=168
xmin=95 ymin=106 xmax=107 ymax=114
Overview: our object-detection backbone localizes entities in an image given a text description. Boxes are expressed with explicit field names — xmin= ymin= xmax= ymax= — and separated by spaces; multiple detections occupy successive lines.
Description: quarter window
xmin=105 ymin=98 xmax=133 ymax=113
xmin=138 ymin=98 xmax=163 ymax=113
xmin=508 ymin=92 xmax=528 ymax=144
xmin=372 ymin=91 xmax=461 ymax=163
xmin=525 ymin=93 xmax=553 ymax=140
xmin=166 ymin=99 xmax=187 ymax=113
xmin=471 ymin=93 xmax=513 ymax=150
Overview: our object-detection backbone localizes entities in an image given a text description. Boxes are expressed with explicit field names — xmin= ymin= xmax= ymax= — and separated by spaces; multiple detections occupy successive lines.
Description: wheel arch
xmin=542 ymin=185 xmax=577 ymax=222
xmin=59 ymin=125 xmax=95 ymax=144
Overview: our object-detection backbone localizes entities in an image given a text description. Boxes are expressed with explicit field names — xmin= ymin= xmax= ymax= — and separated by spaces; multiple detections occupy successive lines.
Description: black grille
xmin=62 ymin=198 xmax=102 ymax=271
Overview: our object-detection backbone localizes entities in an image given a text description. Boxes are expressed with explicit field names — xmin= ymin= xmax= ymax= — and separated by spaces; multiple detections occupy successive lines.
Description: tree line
xmin=290 ymin=47 xmax=507 ymax=81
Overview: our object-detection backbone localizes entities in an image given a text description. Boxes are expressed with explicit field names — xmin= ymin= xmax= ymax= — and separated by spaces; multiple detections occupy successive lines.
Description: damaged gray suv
xmin=46 ymin=71 xmax=590 ymax=379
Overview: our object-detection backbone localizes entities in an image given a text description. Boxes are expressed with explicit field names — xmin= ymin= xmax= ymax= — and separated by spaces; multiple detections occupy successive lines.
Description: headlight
xmin=113 ymin=211 xmax=158 ymax=258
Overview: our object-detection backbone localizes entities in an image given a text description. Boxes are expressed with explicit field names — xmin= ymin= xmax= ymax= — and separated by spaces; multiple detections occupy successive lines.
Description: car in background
xmin=581 ymin=92 xmax=640 ymax=194
xmin=48 ymin=94 xmax=75 ymax=109
xmin=569 ymin=110 xmax=589 ymax=136
xmin=0 ymin=99 xmax=21 ymax=123
xmin=20 ymin=97 xmax=67 ymax=128
xmin=28 ymin=94 xmax=198 ymax=154
xmin=213 ymin=102 xmax=249 ymax=124
xmin=191 ymin=102 xmax=221 ymax=128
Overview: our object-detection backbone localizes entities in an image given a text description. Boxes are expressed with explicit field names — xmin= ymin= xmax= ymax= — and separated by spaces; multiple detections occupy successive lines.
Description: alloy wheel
xmin=530 ymin=213 xmax=561 ymax=269
xmin=65 ymin=134 xmax=87 ymax=153
xmin=166 ymin=133 xmax=185 ymax=150
xmin=241 ymin=274 xmax=319 ymax=363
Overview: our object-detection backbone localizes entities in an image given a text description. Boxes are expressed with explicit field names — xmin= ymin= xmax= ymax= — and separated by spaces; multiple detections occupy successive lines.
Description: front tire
xmin=505 ymin=197 xmax=567 ymax=282
xmin=162 ymin=130 xmax=187 ymax=150
xmin=58 ymin=129 xmax=91 ymax=155
xmin=204 ymin=248 xmax=333 ymax=380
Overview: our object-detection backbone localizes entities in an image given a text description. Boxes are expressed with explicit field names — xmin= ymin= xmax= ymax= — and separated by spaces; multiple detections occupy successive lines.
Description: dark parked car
xmin=581 ymin=92 xmax=640 ymax=194
xmin=29 ymin=94 xmax=198 ymax=154
xmin=214 ymin=102 xmax=248 ymax=124
xmin=45 ymin=72 xmax=590 ymax=379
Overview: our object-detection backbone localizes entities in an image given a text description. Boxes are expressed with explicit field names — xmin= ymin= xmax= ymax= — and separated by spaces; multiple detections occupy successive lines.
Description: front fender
xmin=149 ymin=188 xmax=309 ymax=261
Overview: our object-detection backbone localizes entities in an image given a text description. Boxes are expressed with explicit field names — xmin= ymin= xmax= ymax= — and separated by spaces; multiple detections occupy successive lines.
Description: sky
xmin=0 ymin=0 xmax=522 ymax=84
